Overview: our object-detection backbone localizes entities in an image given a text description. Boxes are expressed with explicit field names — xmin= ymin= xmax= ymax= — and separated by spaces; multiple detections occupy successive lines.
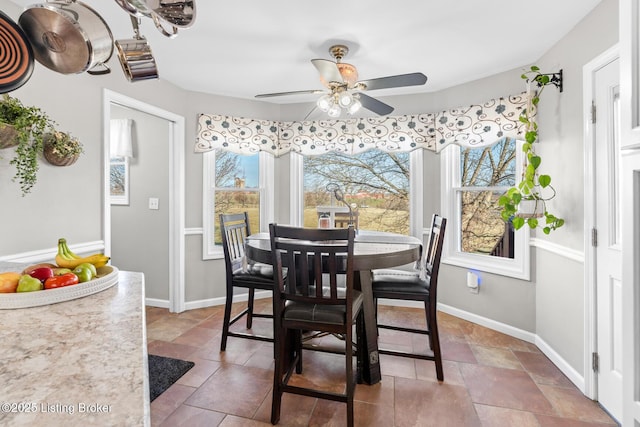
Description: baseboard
xmin=535 ymin=335 xmax=585 ymax=392
xmin=437 ymin=302 xmax=585 ymax=393
xmin=145 ymin=298 xmax=169 ymax=309
xmin=183 ymin=290 xmax=271 ymax=311
xmin=438 ymin=303 xmax=537 ymax=344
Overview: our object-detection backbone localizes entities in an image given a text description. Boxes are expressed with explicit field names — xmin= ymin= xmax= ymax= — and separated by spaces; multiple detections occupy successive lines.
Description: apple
xmin=27 ymin=266 xmax=54 ymax=283
xmin=52 ymin=267 xmax=72 ymax=276
xmin=0 ymin=272 xmax=21 ymax=293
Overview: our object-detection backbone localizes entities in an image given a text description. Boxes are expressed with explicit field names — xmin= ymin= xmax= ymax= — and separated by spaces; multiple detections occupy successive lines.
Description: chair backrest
xmin=269 ymin=224 xmax=356 ymax=312
xmin=424 ymin=214 xmax=447 ymax=305
xmin=219 ymin=212 xmax=251 ymax=274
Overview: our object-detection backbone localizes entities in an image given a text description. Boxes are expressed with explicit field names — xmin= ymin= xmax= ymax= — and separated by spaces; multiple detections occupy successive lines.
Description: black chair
xmin=371 ymin=214 xmax=447 ymax=380
xmin=269 ymin=224 xmax=364 ymax=427
xmin=219 ymin=212 xmax=275 ymax=351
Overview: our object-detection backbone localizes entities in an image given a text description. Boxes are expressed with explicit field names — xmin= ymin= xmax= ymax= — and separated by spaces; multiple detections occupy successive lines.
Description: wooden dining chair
xmin=269 ymin=224 xmax=364 ymax=427
xmin=371 ymin=214 xmax=447 ymax=380
xmin=219 ymin=212 xmax=275 ymax=351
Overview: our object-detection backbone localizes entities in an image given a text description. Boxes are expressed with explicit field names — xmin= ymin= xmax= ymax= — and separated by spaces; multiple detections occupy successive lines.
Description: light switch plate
xmin=148 ymin=198 xmax=159 ymax=210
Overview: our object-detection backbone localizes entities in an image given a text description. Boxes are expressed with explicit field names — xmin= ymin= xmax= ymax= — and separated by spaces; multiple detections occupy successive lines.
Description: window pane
xmin=213 ymin=191 xmax=260 ymax=244
xmin=303 ymin=150 xmax=410 ymax=234
xmin=214 ymin=150 xmax=260 ymax=244
xmin=215 ymin=150 xmax=259 ymax=188
xmin=460 ymin=190 xmax=514 ymax=258
xmin=460 ymin=137 xmax=516 ymax=187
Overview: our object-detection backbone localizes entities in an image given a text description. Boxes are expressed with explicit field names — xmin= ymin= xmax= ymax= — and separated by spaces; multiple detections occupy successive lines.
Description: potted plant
xmin=0 ymin=94 xmax=56 ymax=195
xmin=43 ymin=130 xmax=83 ymax=167
xmin=498 ymin=66 xmax=565 ymax=234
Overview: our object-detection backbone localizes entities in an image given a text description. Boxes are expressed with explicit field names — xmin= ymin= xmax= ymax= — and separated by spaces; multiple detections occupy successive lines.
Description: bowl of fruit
xmin=0 ymin=238 xmax=118 ymax=309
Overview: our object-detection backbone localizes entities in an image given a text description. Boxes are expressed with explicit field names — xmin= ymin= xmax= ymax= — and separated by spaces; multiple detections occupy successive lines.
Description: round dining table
xmin=245 ymin=230 xmax=423 ymax=385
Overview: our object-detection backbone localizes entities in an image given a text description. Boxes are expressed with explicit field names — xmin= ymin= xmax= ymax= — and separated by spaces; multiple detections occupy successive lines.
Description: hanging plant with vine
xmin=498 ymin=66 xmax=565 ymax=234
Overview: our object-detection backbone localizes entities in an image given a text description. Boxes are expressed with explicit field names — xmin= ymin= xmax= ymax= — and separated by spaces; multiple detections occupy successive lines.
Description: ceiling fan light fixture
xmin=338 ymin=91 xmax=354 ymax=107
xmin=327 ymin=104 xmax=341 ymax=118
xmin=317 ymin=94 xmax=333 ymax=112
xmin=348 ymin=99 xmax=362 ymax=115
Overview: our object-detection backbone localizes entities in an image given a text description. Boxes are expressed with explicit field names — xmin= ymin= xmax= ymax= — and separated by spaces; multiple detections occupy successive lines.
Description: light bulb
xmin=338 ymin=91 xmax=353 ymax=107
xmin=348 ymin=99 xmax=362 ymax=114
xmin=327 ymin=104 xmax=341 ymax=118
xmin=317 ymin=94 xmax=332 ymax=112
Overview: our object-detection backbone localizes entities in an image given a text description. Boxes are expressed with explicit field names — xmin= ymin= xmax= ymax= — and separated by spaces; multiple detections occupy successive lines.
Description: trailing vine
xmin=498 ymin=66 xmax=565 ymax=234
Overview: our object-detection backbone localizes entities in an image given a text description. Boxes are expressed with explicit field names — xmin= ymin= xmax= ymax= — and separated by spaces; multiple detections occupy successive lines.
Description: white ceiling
xmin=10 ymin=0 xmax=602 ymax=104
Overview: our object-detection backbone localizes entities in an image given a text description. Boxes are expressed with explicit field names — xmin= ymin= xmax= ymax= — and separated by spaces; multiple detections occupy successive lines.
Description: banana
xmin=55 ymin=238 xmax=110 ymax=269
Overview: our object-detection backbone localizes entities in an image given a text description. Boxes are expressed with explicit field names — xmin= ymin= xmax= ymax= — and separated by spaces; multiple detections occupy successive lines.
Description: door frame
xmin=583 ymin=44 xmax=619 ymax=400
xmin=102 ymin=89 xmax=186 ymax=313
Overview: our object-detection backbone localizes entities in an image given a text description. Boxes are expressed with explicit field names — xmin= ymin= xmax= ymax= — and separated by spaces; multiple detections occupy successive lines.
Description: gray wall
xmin=0 ymin=0 xmax=618 ymax=376
xmin=110 ymin=106 xmax=170 ymax=301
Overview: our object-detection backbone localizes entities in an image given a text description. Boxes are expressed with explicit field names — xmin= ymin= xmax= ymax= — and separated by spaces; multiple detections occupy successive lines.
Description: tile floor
xmin=146 ymin=300 xmax=619 ymax=427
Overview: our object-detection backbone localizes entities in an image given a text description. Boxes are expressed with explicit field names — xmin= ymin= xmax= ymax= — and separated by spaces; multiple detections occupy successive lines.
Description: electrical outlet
xmin=148 ymin=198 xmax=159 ymax=210
xmin=467 ymin=271 xmax=479 ymax=294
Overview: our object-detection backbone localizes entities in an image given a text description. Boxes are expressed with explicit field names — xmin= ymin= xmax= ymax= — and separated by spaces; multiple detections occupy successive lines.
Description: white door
xmin=594 ymin=57 xmax=622 ymax=421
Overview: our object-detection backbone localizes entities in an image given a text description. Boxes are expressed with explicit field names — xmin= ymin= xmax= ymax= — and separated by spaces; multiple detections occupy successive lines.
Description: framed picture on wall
xmin=110 ymin=156 xmax=129 ymax=205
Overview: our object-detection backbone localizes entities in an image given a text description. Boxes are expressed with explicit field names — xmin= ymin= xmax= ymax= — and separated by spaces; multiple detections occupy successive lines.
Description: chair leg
xmin=271 ymin=327 xmax=285 ymax=425
xmin=295 ymin=330 xmax=303 ymax=374
xmin=425 ymin=300 xmax=435 ymax=353
xmin=345 ymin=325 xmax=355 ymax=427
xmin=220 ymin=288 xmax=234 ymax=352
xmin=429 ymin=306 xmax=443 ymax=381
xmin=246 ymin=288 xmax=255 ymax=329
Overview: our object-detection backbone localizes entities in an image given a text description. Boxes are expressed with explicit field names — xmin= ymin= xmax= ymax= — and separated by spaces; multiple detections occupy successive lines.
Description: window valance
xmin=195 ymin=92 xmax=527 ymax=156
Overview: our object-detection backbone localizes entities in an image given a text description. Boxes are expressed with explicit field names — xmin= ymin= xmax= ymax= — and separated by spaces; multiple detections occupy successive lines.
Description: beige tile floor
xmin=146 ymin=301 xmax=619 ymax=427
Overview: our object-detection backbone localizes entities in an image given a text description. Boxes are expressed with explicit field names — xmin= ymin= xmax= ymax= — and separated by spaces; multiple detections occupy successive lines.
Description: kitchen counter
xmin=0 ymin=263 xmax=149 ymax=427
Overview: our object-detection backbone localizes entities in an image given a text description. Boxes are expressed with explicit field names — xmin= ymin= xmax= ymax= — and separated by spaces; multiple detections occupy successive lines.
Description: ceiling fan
xmin=255 ymin=44 xmax=428 ymax=117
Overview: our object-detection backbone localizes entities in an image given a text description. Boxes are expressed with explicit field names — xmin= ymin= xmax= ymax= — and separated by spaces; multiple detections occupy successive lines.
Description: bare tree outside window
xmin=458 ymin=138 xmax=516 ymax=257
xmin=304 ymin=150 xmax=410 ymax=234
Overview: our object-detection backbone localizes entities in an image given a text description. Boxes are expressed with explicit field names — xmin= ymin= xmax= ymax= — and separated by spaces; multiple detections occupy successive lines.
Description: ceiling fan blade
xmin=357 ymin=93 xmax=394 ymax=116
xmin=311 ymin=59 xmax=343 ymax=85
xmin=357 ymin=72 xmax=427 ymax=91
xmin=255 ymin=89 xmax=325 ymax=98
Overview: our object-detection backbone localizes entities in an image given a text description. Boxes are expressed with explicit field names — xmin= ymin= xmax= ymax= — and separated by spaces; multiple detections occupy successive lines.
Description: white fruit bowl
xmin=0 ymin=265 xmax=119 ymax=309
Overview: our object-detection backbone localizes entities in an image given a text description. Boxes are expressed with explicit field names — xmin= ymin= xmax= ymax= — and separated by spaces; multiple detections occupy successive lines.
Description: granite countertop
xmin=0 ymin=262 xmax=149 ymax=427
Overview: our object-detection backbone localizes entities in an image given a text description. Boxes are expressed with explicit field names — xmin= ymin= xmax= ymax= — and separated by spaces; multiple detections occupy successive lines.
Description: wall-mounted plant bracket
xmin=532 ymin=69 xmax=563 ymax=93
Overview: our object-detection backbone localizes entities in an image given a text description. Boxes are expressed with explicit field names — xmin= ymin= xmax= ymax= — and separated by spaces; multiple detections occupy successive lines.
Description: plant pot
xmin=516 ymin=198 xmax=545 ymax=218
xmin=0 ymin=122 xmax=19 ymax=149
xmin=43 ymin=136 xmax=79 ymax=167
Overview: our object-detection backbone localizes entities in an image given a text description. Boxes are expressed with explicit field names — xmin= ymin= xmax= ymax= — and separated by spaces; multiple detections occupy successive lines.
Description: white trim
xmin=0 ymin=241 xmax=105 ymax=263
xmin=582 ymin=44 xmax=620 ymax=400
xmin=530 ymin=238 xmax=585 ymax=263
xmin=184 ymin=227 xmax=202 ymax=235
xmin=202 ymin=151 xmax=221 ymax=259
xmin=289 ymin=152 xmax=304 ymax=226
xmin=145 ymin=298 xmax=170 ymax=309
xmin=441 ymin=303 xmax=584 ymax=391
xmin=410 ymin=150 xmax=424 ymax=240
xmin=260 ymin=151 xmax=275 ymax=231
xmin=103 ymin=89 xmax=186 ymax=313
xmin=438 ymin=303 xmax=536 ymax=344
xmin=535 ymin=335 xmax=586 ymax=392
xmin=184 ymin=290 xmax=272 ymax=311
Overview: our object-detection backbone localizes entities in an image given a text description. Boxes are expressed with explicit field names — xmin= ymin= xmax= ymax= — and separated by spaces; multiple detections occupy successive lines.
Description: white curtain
xmin=110 ymin=119 xmax=134 ymax=158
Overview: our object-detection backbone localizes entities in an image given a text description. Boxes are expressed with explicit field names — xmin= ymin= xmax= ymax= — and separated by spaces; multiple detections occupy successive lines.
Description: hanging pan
xmin=115 ymin=16 xmax=159 ymax=82
xmin=19 ymin=0 xmax=113 ymax=75
xmin=114 ymin=0 xmax=178 ymax=38
xmin=0 ymin=11 xmax=34 ymax=93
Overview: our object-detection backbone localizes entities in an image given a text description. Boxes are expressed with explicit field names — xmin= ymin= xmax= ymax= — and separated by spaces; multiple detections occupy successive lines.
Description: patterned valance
xmin=195 ymin=92 xmax=527 ymax=156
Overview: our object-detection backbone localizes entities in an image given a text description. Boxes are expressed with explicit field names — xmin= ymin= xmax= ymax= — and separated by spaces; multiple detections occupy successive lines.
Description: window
xmin=302 ymin=150 xmax=411 ymax=233
xmin=202 ymin=150 xmax=273 ymax=259
xmin=109 ymin=156 xmax=129 ymax=205
xmin=441 ymin=138 xmax=530 ymax=280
